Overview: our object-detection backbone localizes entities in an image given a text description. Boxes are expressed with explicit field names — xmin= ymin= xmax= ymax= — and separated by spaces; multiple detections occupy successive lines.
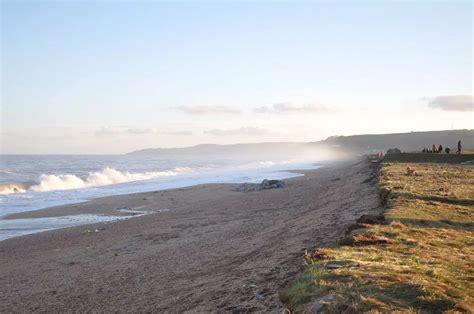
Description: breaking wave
xmin=0 ymin=183 xmax=28 ymax=195
xmin=1 ymin=167 xmax=191 ymax=194
xmin=30 ymin=167 xmax=191 ymax=192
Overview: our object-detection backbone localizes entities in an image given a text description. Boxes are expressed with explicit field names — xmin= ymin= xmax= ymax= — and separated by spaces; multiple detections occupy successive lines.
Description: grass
xmin=383 ymin=153 xmax=474 ymax=164
xmin=280 ymin=161 xmax=474 ymax=313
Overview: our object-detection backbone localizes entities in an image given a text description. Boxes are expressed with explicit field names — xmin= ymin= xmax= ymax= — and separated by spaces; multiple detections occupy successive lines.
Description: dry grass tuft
xmin=304 ymin=249 xmax=331 ymax=264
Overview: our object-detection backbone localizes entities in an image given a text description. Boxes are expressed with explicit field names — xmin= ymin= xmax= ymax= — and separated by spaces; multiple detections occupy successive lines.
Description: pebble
xmin=325 ymin=263 xmax=343 ymax=269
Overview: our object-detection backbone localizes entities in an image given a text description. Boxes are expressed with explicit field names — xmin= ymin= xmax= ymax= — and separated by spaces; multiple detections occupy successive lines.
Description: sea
xmin=0 ymin=154 xmax=321 ymax=240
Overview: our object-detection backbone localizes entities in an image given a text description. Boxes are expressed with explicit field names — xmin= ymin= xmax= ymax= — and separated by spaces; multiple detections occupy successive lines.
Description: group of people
xmin=422 ymin=140 xmax=462 ymax=154
xmin=422 ymin=144 xmax=447 ymax=154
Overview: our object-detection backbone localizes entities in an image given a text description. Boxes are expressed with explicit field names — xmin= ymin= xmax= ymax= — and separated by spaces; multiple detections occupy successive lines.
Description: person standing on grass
xmin=458 ymin=140 xmax=462 ymax=154
xmin=432 ymin=143 xmax=437 ymax=153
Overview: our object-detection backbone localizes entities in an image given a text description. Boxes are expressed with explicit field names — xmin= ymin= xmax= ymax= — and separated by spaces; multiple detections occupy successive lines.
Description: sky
xmin=1 ymin=0 xmax=473 ymax=154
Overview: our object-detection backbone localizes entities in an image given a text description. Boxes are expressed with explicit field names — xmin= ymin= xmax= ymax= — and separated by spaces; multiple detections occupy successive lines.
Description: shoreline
xmin=0 ymin=161 xmax=324 ymax=219
xmin=3 ymin=169 xmax=314 ymax=220
xmin=0 ymin=158 xmax=381 ymax=312
xmin=0 ymin=163 xmax=327 ymax=240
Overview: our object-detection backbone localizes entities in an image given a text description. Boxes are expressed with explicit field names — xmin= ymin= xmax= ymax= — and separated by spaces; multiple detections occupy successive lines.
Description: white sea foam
xmin=29 ymin=167 xmax=191 ymax=192
xmin=0 ymin=169 xmax=16 ymax=175
xmin=0 ymin=183 xmax=27 ymax=195
xmin=241 ymin=159 xmax=301 ymax=169
xmin=257 ymin=161 xmax=276 ymax=167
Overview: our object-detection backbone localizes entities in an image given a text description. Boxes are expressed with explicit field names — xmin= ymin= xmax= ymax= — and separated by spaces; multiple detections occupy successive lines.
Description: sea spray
xmin=0 ymin=183 xmax=27 ymax=195
xmin=30 ymin=167 xmax=192 ymax=192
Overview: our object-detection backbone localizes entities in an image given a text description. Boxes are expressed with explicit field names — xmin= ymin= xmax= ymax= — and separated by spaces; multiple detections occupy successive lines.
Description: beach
xmin=0 ymin=159 xmax=381 ymax=312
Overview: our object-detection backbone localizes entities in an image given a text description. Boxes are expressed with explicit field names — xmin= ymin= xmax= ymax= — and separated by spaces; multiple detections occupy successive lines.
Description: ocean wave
xmin=0 ymin=169 xmax=16 ymax=175
xmin=1 ymin=167 xmax=192 ymax=194
xmin=239 ymin=159 xmax=295 ymax=169
xmin=0 ymin=183 xmax=27 ymax=195
xmin=30 ymin=167 xmax=191 ymax=192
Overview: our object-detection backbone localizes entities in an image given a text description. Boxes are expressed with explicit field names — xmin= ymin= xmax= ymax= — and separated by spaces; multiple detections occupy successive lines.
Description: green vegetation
xmin=383 ymin=153 xmax=474 ymax=164
xmin=280 ymin=161 xmax=474 ymax=313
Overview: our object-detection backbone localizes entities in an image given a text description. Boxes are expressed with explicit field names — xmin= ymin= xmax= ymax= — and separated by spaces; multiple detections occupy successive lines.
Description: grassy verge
xmin=383 ymin=153 xmax=474 ymax=164
xmin=280 ymin=161 xmax=474 ymax=313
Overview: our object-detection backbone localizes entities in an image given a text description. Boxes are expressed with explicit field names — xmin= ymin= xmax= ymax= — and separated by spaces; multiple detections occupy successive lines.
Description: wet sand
xmin=0 ymin=159 xmax=381 ymax=312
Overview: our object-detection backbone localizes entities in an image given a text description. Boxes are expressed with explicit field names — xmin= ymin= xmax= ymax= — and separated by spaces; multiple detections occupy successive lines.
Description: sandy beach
xmin=0 ymin=159 xmax=381 ymax=312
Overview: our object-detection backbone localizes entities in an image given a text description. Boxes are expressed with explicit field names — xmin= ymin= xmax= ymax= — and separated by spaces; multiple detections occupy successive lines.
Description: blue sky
xmin=1 ymin=1 xmax=473 ymax=154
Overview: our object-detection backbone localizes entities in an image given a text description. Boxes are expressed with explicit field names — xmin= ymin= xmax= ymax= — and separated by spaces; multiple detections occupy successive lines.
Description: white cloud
xmin=176 ymin=105 xmax=241 ymax=115
xmin=94 ymin=127 xmax=192 ymax=137
xmin=161 ymin=130 xmax=193 ymax=136
xmin=427 ymin=95 xmax=473 ymax=111
xmin=204 ymin=127 xmax=270 ymax=136
xmin=95 ymin=127 xmax=159 ymax=137
xmin=94 ymin=127 xmax=193 ymax=137
xmin=255 ymin=102 xmax=332 ymax=114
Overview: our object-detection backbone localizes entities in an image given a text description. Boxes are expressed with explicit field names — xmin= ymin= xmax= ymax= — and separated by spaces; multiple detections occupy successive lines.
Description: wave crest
xmin=30 ymin=167 xmax=189 ymax=192
xmin=0 ymin=183 xmax=27 ymax=195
